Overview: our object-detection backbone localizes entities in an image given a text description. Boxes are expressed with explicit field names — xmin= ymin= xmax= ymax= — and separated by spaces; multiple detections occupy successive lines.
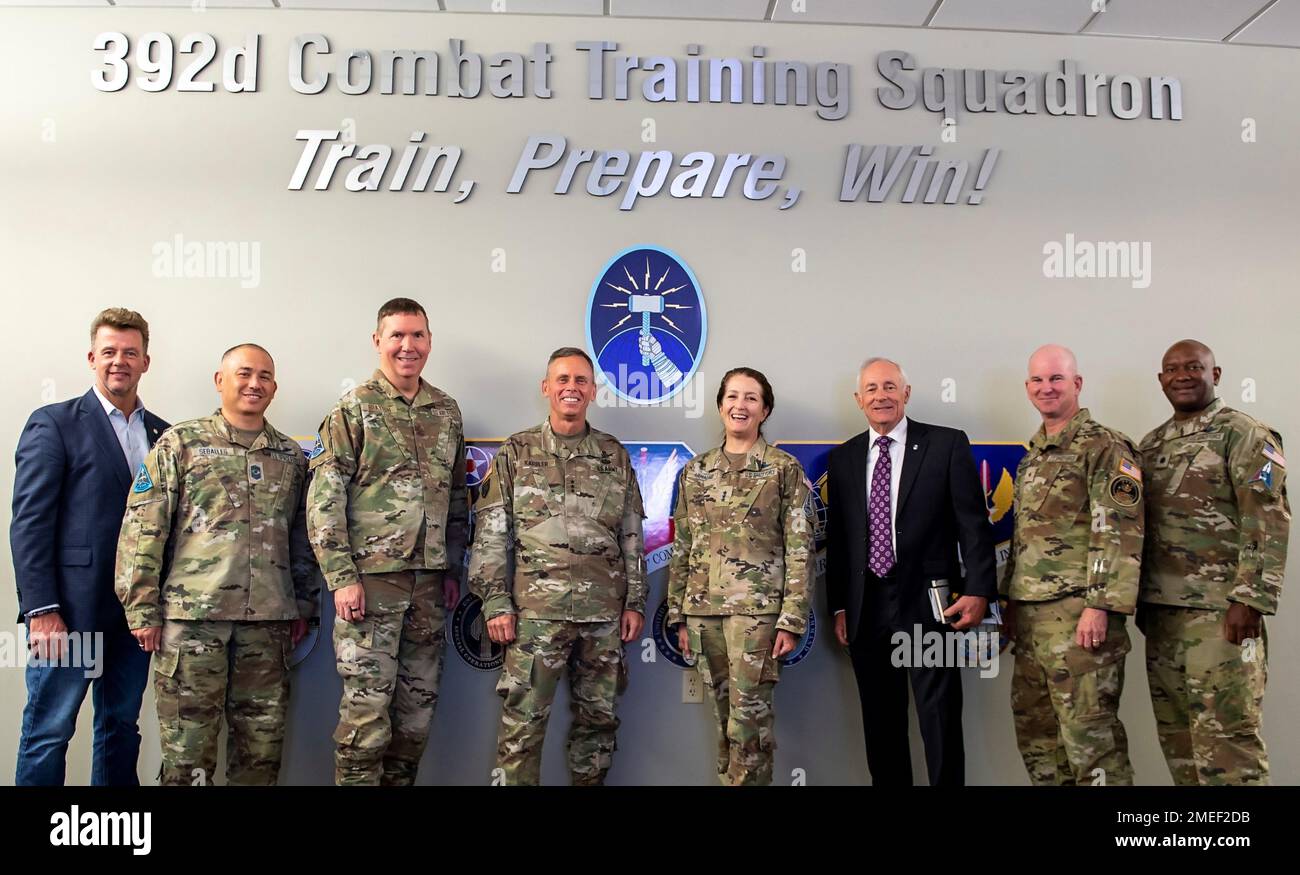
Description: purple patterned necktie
xmin=869 ymin=435 xmax=896 ymax=577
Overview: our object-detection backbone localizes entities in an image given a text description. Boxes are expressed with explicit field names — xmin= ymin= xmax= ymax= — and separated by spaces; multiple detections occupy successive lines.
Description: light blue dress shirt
xmin=92 ymin=384 xmax=148 ymax=475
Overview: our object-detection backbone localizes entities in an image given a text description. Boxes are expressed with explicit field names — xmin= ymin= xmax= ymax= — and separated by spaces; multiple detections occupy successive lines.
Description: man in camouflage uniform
xmin=308 ymin=298 xmax=468 ymax=786
xmin=1002 ymin=344 xmax=1144 ymax=786
xmin=116 ymin=344 xmax=318 ymax=785
xmin=667 ymin=368 xmax=813 ymax=785
xmin=469 ymin=347 xmax=645 ymax=786
xmin=1138 ymin=339 xmax=1289 ymax=785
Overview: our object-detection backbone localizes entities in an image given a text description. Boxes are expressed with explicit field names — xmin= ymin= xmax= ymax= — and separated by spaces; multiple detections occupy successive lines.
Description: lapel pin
xmin=912 ymin=444 xmax=919 ymax=451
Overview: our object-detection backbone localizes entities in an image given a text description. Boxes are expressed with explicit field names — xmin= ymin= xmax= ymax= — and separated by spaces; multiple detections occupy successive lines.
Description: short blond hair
xmin=90 ymin=308 xmax=150 ymax=352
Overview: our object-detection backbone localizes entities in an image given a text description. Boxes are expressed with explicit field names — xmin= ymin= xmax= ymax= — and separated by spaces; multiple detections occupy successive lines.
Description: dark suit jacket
xmin=825 ymin=418 xmax=996 ymax=642
xmin=11 ymin=389 xmax=168 ymax=632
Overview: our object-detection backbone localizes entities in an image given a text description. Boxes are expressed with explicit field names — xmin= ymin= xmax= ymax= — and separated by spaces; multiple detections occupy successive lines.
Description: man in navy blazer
xmin=12 ymin=308 xmax=169 ymax=785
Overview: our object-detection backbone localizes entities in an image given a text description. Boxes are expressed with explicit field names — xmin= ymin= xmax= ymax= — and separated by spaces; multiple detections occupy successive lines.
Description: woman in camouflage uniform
xmin=667 ymin=367 xmax=814 ymax=785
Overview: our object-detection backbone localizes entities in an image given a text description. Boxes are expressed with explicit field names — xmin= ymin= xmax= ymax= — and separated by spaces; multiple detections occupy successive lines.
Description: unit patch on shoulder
xmin=1109 ymin=474 xmax=1141 ymax=507
xmin=132 ymin=463 xmax=153 ymax=494
xmin=1251 ymin=462 xmax=1275 ymax=489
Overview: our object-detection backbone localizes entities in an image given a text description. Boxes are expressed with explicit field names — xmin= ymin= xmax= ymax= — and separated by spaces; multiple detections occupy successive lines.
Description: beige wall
xmin=1 ymin=9 xmax=1296 ymax=784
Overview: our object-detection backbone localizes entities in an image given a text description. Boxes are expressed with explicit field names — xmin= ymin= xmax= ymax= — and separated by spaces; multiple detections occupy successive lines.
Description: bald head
xmin=1159 ymin=339 xmax=1219 ymax=417
xmin=1164 ymin=338 xmax=1215 ymax=367
xmin=222 ymin=343 xmax=274 ymax=369
xmin=1027 ymin=344 xmax=1078 ymax=379
xmin=1025 ymin=344 xmax=1083 ymax=432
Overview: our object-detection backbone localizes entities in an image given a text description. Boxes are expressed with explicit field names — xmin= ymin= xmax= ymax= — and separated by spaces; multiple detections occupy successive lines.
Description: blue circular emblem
xmin=451 ymin=593 xmax=504 ymax=671
xmin=465 ymin=444 xmax=494 ymax=488
xmin=650 ymin=599 xmax=692 ymax=668
xmin=586 ymin=245 xmax=706 ymax=406
xmin=779 ymin=610 xmax=816 ymax=667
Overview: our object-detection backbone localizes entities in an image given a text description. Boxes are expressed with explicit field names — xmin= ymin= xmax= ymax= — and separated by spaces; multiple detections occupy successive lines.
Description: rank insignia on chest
xmin=250 ymin=463 xmax=263 ymax=483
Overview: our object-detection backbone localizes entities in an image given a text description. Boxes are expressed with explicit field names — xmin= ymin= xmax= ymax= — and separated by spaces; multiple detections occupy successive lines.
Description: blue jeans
xmin=15 ymin=623 xmax=151 ymax=786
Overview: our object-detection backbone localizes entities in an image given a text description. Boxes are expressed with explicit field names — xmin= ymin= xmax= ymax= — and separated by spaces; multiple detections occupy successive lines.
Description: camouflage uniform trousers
xmin=687 ymin=615 xmax=782 ymax=786
xmin=333 ymin=570 xmax=446 ymax=786
xmin=1010 ymin=596 xmax=1133 ymax=786
xmin=1138 ymin=604 xmax=1268 ymax=785
xmin=153 ymin=618 xmax=292 ymax=786
xmin=495 ymin=618 xmax=627 ymax=786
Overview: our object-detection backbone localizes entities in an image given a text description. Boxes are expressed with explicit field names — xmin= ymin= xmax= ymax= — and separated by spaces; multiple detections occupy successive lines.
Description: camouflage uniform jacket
xmin=468 ymin=420 xmax=646 ymax=623
xmin=115 ymin=413 xmax=319 ymax=630
xmin=1001 ymin=408 xmax=1144 ymax=612
xmin=307 ymin=370 xmax=468 ymax=591
xmin=666 ymin=439 xmax=814 ymax=635
xmin=1139 ymin=398 xmax=1289 ymax=614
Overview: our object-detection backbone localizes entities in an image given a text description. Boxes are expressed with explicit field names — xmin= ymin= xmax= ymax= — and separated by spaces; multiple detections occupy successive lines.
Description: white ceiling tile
xmin=277 ymin=0 xmax=443 ymax=10
xmin=112 ymin=0 xmax=275 ymax=7
xmin=930 ymin=0 xmax=1096 ymax=34
xmin=5 ymin=0 xmax=1297 ymax=51
xmin=613 ymin=0 xmax=768 ymax=19
xmin=1229 ymin=0 xmax=1300 ymax=45
xmin=445 ymin=0 xmax=602 ymax=14
xmin=1084 ymin=0 xmax=1272 ymax=41
xmin=770 ymin=0 xmax=936 ymax=26
xmin=0 ymin=0 xmax=110 ymax=6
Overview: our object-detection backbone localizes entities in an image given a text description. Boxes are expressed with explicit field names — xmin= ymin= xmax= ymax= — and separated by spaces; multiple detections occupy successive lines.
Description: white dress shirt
xmin=834 ymin=418 xmax=910 ymax=617
xmin=866 ymin=417 xmax=908 ymax=557
xmin=93 ymin=384 xmax=148 ymax=475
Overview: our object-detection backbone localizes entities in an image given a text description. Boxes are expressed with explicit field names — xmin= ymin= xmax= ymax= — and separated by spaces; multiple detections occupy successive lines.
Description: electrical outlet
xmin=682 ymin=669 xmax=703 ymax=704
